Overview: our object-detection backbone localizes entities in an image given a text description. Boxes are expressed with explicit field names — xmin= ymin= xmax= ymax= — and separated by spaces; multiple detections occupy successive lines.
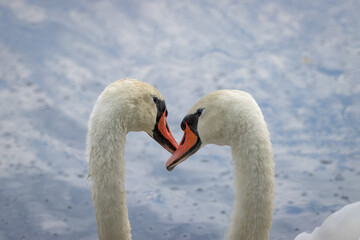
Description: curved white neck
xmin=87 ymin=118 xmax=131 ymax=240
xmin=227 ymin=133 xmax=274 ymax=240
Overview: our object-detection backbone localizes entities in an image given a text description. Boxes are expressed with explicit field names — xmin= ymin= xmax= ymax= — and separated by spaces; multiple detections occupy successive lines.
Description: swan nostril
xmin=180 ymin=135 xmax=186 ymax=145
xmin=166 ymin=122 xmax=170 ymax=132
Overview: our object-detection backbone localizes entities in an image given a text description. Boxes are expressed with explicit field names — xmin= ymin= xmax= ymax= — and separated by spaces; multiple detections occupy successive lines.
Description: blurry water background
xmin=0 ymin=1 xmax=359 ymax=240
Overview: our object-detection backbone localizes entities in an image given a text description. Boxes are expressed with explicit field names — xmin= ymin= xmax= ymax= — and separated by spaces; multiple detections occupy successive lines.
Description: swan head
xmin=166 ymin=90 xmax=261 ymax=170
xmin=93 ymin=79 xmax=178 ymax=153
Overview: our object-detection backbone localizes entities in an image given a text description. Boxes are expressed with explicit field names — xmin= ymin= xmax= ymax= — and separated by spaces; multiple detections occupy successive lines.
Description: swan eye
xmin=181 ymin=121 xmax=186 ymax=131
xmin=153 ymin=96 xmax=158 ymax=103
xmin=196 ymin=108 xmax=204 ymax=116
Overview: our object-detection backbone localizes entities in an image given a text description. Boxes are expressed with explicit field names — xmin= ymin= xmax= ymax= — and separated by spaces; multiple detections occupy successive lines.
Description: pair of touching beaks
xmin=154 ymin=104 xmax=204 ymax=172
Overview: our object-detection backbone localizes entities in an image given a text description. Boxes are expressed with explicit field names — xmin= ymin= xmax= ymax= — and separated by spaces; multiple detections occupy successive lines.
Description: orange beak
xmin=166 ymin=123 xmax=201 ymax=171
xmin=153 ymin=110 xmax=178 ymax=153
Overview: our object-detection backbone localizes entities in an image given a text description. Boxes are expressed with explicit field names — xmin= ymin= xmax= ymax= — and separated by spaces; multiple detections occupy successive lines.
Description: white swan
xmin=86 ymin=79 xmax=178 ymax=240
xmin=294 ymin=201 xmax=360 ymax=240
xmin=166 ymin=90 xmax=360 ymax=240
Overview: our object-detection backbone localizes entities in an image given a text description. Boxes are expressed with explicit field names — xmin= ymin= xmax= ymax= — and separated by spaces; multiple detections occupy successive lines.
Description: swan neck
xmin=87 ymin=120 xmax=131 ymax=240
xmin=227 ymin=137 xmax=274 ymax=240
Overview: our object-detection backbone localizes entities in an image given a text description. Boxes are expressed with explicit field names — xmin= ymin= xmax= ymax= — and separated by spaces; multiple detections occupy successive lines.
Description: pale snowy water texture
xmin=0 ymin=1 xmax=360 ymax=240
